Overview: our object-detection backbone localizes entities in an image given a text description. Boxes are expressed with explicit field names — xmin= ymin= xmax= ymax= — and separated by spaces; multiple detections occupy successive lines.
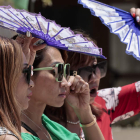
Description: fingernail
xmin=31 ymin=70 xmax=33 ymax=76
xmin=68 ymin=82 xmax=71 ymax=86
xmin=26 ymin=31 xmax=31 ymax=37
xmin=136 ymin=16 xmax=140 ymax=22
xmin=31 ymin=66 xmax=34 ymax=70
xmin=132 ymin=13 xmax=136 ymax=18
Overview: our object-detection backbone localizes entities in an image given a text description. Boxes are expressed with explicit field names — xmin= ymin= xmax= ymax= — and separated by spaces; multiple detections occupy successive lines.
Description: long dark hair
xmin=0 ymin=36 xmax=23 ymax=140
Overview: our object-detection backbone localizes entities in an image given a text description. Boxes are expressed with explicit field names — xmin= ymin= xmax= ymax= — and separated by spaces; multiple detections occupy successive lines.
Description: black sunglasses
xmin=22 ymin=65 xmax=32 ymax=85
xmin=70 ymin=61 xmax=107 ymax=81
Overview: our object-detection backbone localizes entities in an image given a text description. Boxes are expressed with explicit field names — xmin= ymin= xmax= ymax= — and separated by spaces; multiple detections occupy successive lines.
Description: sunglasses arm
xmin=33 ymin=67 xmax=53 ymax=71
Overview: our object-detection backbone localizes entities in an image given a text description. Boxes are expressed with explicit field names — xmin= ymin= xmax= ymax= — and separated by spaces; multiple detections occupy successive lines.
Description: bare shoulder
xmin=21 ymin=126 xmax=32 ymax=135
xmin=0 ymin=135 xmax=18 ymax=140
xmin=21 ymin=126 xmax=28 ymax=133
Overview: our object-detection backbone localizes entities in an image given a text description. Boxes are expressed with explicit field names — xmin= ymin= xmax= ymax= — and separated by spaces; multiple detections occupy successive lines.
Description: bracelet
xmin=80 ymin=115 xmax=96 ymax=128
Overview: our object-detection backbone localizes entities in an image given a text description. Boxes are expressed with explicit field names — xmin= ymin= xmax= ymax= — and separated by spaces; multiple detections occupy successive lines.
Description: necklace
xmin=66 ymin=119 xmax=85 ymax=140
xmin=66 ymin=120 xmax=85 ymax=140
xmin=67 ymin=120 xmax=80 ymax=125
xmin=61 ymin=116 xmax=80 ymax=125
xmin=22 ymin=112 xmax=52 ymax=140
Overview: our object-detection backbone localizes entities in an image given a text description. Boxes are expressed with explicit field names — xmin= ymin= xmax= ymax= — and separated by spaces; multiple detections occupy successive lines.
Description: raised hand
xmin=66 ymin=75 xmax=90 ymax=110
xmin=130 ymin=8 xmax=140 ymax=25
xmin=16 ymin=32 xmax=46 ymax=65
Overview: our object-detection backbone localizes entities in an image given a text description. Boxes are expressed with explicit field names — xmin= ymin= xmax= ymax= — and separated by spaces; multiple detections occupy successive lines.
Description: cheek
xmin=81 ymin=75 xmax=89 ymax=82
xmin=16 ymin=75 xmax=29 ymax=109
xmin=16 ymin=75 xmax=28 ymax=95
xmin=35 ymin=72 xmax=56 ymax=89
xmin=32 ymin=72 xmax=59 ymax=99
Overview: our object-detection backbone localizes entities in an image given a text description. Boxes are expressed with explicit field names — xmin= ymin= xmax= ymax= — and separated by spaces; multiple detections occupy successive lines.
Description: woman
xmin=45 ymin=8 xmax=140 ymax=140
xmin=0 ymin=32 xmax=45 ymax=140
xmin=21 ymin=45 xmax=105 ymax=140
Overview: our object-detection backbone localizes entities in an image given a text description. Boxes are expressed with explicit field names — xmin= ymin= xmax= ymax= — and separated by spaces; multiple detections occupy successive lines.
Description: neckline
xmin=21 ymin=121 xmax=39 ymax=138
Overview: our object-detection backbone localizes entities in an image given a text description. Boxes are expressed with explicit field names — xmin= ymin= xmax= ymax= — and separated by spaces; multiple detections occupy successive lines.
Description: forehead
xmin=79 ymin=56 xmax=97 ymax=68
xmin=39 ymin=46 xmax=64 ymax=67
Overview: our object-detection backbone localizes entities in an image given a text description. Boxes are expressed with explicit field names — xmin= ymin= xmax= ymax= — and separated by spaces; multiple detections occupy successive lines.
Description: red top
xmin=94 ymin=81 xmax=140 ymax=140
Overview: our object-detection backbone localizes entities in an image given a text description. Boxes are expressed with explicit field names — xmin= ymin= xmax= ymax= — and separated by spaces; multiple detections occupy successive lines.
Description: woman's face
xmin=31 ymin=47 xmax=68 ymax=107
xmin=88 ymin=60 xmax=101 ymax=104
xmin=16 ymin=52 xmax=34 ymax=110
xmin=74 ymin=58 xmax=101 ymax=104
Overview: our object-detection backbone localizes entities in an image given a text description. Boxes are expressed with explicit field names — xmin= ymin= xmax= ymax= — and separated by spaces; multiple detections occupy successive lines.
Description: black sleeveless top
xmin=0 ymin=127 xmax=19 ymax=139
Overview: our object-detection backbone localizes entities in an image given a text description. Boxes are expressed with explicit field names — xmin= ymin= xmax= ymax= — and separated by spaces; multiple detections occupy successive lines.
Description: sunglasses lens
xmin=96 ymin=61 xmax=107 ymax=78
xmin=23 ymin=65 xmax=31 ymax=85
xmin=78 ymin=61 xmax=107 ymax=81
xmin=27 ymin=66 xmax=31 ymax=84
xmin=66 ymin=64 xmax=70 ymax=80
xmin=58 ymin=64 xmax=64 ymax=81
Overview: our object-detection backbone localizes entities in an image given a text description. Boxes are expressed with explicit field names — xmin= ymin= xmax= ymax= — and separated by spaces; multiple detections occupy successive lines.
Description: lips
xmin=27 ymin=92 xmax=32 ymax=99
xmin=58 ymin=93 xmax=66 ymax=98
xmin=58 ymin=90 xmax=67 ymax=98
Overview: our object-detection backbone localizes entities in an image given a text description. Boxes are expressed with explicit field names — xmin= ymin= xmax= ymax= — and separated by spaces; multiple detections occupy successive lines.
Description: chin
xmin=52 ymin=101 xmax=64 ymax=108
xmin=22 ymin=103 xmax=29 ymax=110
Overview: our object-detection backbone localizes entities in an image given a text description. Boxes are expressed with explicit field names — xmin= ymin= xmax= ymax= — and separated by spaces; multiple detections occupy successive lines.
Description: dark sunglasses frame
xmin=22 ymin=65 xmax=32 ymax=85
xmin=70 ymin=61 xmax=107 ymax=78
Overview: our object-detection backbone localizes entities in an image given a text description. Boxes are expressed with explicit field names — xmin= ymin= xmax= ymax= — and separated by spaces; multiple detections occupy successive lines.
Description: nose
xmin=88 ymin=72 xmax=100 ymax=83
xmin=29 ymin=79 xmax=34 ymax=88
xmin=60 ymin=76 xmax=68 ymax=88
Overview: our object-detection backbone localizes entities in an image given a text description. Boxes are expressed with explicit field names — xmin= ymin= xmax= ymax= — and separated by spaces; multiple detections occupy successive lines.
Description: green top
xmin=21 ymin=114 xmax=80 ymax=140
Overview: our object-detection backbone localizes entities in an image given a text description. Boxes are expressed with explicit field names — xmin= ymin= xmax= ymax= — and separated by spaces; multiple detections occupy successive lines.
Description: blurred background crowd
xmin=0 ymin=0 xmax=140 ymax=139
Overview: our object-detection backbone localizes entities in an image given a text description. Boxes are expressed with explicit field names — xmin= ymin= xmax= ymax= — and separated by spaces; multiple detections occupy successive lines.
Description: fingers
xmin=31 ymin=43 xmax=46 ymax=52
xmin=136 ymin=8 xmax=140 ymax=22
xmin=69 ymin=75 xmax=89 ymax=94
xmin=22 ymin=32 xmax=32 ymax=53
xmin=15 ymin=35 xmax=24 ymax=44
xmin=80 ymin=82 xmax=89 ymax=93
xmin=28 ymin=43 xmax=46 ymax=65
xmin=16 ymin=32 xmax=46 ymax=65
xmin=70 ymin=75 xmax=81 ymax=91
xmin=130 ymin=7 xmax=136 ymax=17
xmin=29 ymin=38 xmax=44 ymax=53
xmin=130 ymin=8 xmax=140 ymax=23
xmin=31 ymin=38 xmax=40 ymax=47
xmin=67 ymin=76 xmax=75 ymax=87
